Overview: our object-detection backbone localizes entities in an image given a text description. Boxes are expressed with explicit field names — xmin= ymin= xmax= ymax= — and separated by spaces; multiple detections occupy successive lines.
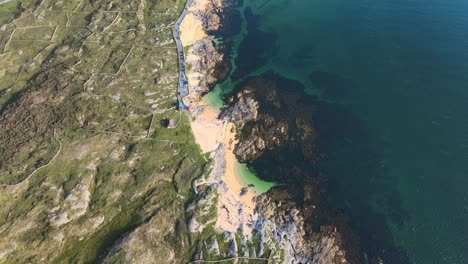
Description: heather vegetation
xmin=0 ymin=0 xmax=209 ymax=262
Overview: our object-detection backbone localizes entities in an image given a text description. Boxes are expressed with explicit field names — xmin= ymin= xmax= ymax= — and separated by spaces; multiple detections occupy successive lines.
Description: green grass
xmin=195 ymin=190 xmax=218 ymax=225
xmin=54 ymin=207 xmax=142 ymax=263
xmin=187 ymin=62 xmax=193 ymax=72
xmin=0 ymin=0 xmax=214 ymax=262
xmin=177 ymin=0 xmax=189 ymax=14
xmin=184 ymin=44 xmax=193 ymax=55
xmin=0 ymin=1 xmax=20 ymax=25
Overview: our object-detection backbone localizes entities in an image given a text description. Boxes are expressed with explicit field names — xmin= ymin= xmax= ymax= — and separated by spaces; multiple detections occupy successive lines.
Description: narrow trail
xmin=173 ymin=110 xmax=183 ymax=128
xmin=81 ymin=128 xmax=180 ymax=144
xmin=0 ymin=0 xmax=16 ymax=6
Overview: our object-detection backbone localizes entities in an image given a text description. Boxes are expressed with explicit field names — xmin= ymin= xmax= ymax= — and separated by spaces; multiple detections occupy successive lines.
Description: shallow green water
xmin=207 ymin=0 xmax=468 ymax=262
xmin=234 ymin=162 xmax=276 ymax=194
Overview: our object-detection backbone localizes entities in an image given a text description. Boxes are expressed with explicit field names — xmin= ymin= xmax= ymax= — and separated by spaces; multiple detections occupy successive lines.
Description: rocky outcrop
xmin=216 ymin=72 xmax=359 ymax=263
xmin=254 ymin=191 xmax=349 ymax=264
xmin=219 ymin=88 xmax=259 ymax=126
xmin=101 ymin=209 xmax=184 ymax=264
xmin=193 ymin=2 xmax=220 ymax=33
xmin=186 ymin=38 xmax=225 ymax=98
xmin=188 ymin=217 xmax=203 ymax=233
xmin=221 ymin=73 xmax=318 ymax=163
xmin=49 ymin=180 xmax=91 ymax=227
xmin=234 ymin=115 xmax=289 ymax=162
xmin=311 ymin=232 xmax=347 ymax=264
xmin=186 ymin=185 xmax=218 ymax=233
xmin=207 ymin=236 xmax=220 ymax=255
xmin=184 ymin=0 xmax=231 ymax=106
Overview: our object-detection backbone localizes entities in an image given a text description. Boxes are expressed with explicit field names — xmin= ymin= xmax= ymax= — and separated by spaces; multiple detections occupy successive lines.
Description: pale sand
xmin=180 ymin=0 xmax=223 ymax=101
xmin=181 ymin=0 xmax=258 ymax=236
xmin=179 ymin=0 xmax=222 ymax=45
xmin=217 ymin=122 xmax=258 ymax=236
xmin=190 ymin=102 xmax=258 ymax=236
xmin=190 ymin=103 xmax=223 ymax=153
xmin=222 ymin=122 xmax=257 ymax=208
xmin=180 ymin=0 xmax=209 ymax=46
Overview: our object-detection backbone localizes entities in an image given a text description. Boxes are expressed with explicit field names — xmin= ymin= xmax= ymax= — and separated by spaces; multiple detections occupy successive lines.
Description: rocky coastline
xmin=219 ymin=74 xmax=360 ymax=263
xmin=182 ymin=0 xmax=359 ymax=263
xmin=181 ymin=0 xmax=235 ymax=107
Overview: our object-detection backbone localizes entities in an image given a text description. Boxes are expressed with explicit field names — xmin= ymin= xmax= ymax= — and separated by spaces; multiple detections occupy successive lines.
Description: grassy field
xmin=0 ymin=0 xmax=212 ymax=262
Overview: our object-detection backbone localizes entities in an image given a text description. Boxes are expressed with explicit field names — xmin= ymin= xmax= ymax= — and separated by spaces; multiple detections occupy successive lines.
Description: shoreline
xmin=180 ymin=0 xmax=263 ymax=237
xmin=178 ymin=1 xmax=354 ymax=263
xmin=190 ymin=99 xmax=260 ymax=236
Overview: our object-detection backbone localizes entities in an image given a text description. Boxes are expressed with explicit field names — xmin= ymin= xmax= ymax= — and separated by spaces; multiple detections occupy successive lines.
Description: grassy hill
xmin=0 ymin=0 xmax=209 ymax=262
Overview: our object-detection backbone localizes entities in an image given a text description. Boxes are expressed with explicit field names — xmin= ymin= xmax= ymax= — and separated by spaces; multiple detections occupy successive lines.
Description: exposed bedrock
xmin=221 ymin=73 xmax=318 ymax=164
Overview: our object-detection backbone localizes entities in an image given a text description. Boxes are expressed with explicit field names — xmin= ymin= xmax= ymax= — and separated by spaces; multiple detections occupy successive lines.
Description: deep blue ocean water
xmin=207 ymin=0 xmax=468 ymax=262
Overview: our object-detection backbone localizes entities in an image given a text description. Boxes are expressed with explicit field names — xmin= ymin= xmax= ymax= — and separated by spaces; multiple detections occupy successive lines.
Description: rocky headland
xmin=219 ymin=73 xmax=360 ymax=263
xmin=181 ymin=0 xmax=359 ymax=263
xmin=220 ymin=74 xmax=318 ymax=164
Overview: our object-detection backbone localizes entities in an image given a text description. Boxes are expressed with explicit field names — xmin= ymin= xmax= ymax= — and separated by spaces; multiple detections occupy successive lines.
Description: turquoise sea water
xmin=235 ymin=162 xmax=276 ymax=194
xmin=208 ymin=0 xmax=468 ymax=262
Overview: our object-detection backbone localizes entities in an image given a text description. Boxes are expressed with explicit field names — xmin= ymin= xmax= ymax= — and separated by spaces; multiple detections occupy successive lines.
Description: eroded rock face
xmin=188 ymin=217 xmax=203 ymax=233
xmin=187 ymin=39 xmax=226 ymax=98
xmin=101 ymin=209 xmax=184 ymax=264
xmin=255 ymin=189 xmax=350 ymax=264
xmin=184 ymin=0 xmax=232 ymax=103
xmin=222 ymin=73 xmax=318 ymax=163
xmin=311 ymin=233 xmax=347 ymax=264
xmin=186 ymin=186 xmax=218 ymax=233
xmin=234 ymin=115 xmax=289 ymax=163
xmin=219 ymin=88 xmax=258 ymax=126
xmin=49 ymin=181 xmax=91 ymax=227
xmin=218 ymin=72 xmax=361 ymax=263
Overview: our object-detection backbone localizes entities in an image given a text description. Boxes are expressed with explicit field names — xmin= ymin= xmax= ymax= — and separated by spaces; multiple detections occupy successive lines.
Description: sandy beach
xmin=189 ymin=104 xmax=223 ymax=153
xmin=190 ymin=101 xmax=258 ymax=235
xmin=180 ymin=0 xmax=222 ymax=101
xmin=181 ymin=0 xmax=260 ymax=237
xmin=179 ymin=0 xmax=209 ymax=46
xmin=222 ymin=122 xmax=258 ymax=208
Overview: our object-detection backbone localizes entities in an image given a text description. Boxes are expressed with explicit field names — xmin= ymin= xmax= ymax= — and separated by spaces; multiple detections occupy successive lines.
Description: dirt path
xmin=0 ymin=0 xmax=16 ymax=6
